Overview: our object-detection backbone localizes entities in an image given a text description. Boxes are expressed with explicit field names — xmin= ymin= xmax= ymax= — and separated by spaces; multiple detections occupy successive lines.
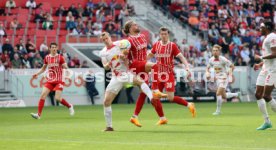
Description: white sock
xmin=268 ymin=99 xmax=276 ymax=112
xmin=257 ymin=99 xmax=270 ymax=123
xmin=104 ymin=106 xmax=112 ymax=128
xmin=160 ymin=116 xmax=166 ymax=120
xmin=226 ymin=92 xmax=238 ymax=99
xmin=216 ymin=95 xmax=223 ymax=113
xmin=141 ymin=83 xmax=153 ymax=100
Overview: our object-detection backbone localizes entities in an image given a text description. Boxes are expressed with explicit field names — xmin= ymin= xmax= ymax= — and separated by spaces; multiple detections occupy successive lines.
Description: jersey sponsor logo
xmin=48 ymin=63 xmax=59 ymax=67
xmin=155 ymin=54 xmax=171 ymax=57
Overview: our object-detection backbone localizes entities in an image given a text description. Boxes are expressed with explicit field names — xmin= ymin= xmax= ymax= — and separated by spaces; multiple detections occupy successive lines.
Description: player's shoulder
xmin=209 ymin=56 xmax=215 ymax=61
xmin=99 ymin=47 xmax=107 ymax=56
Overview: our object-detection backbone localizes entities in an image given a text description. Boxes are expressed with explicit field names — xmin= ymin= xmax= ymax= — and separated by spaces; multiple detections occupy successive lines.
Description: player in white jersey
xmin=99 ymin=32 xmax=165 ymax=131
xmin=206 ymin=44 xmax=234 ymax=115
xmin=254 ymin=21 xmax=276 ymax=130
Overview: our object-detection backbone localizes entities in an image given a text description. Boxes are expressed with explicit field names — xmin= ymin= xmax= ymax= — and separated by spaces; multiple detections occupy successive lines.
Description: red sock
xmin=152 ymin=99 xmax=164 ymax=117
xmin=173 ymin=96 xmax=188 ymax=106
xmin=60 ymin=99 xmax=71 ymax=108
xmin=151 ymin=64 xmax=159 ymax=90
xmin=38 ymin=99 xmax=45 ymax=116
xmin=134 ymin=92 xmax=146 ymax=116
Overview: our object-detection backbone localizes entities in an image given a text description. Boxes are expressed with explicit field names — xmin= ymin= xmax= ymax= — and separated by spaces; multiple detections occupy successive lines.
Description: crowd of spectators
xmin=152 ymin=0 xmax=276 ymax=67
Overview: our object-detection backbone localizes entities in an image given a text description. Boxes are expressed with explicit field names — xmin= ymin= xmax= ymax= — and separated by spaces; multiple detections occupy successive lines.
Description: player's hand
xmin=119 ymin=54 xmax=127 ymax=61
xmin=254 ymin=54 xmax=262 ymax=61
xmin=228 ymin=74 xmax=234 ymax=83
xmin=122 ymin=49 xmax=129 ymax=55
xmin=32 ymin=74 xmax=38 ymax=79
xmin=253 ymin=64 xmax=261 ymax=71
xmin=206 ymin=72 xmax=211 ymax=80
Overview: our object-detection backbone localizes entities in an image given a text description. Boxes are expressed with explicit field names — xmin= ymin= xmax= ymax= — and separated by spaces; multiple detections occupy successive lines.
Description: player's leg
xmin=226 ymin=92 xmax=239 ymax=99
xmin=30 ymin=86 xmax=51 ymax=119
xmin=103 ymin=77 xmax=123 ymax=131
xmin=213 ymin=87 xmax=225 ymax=115
xmin=55 ymin=90 xmax=74 ymax=116
xmin=155 ymin=82 xmax=167 ymax=125
xmin=263 ymin=74 xmax=276 ymax=112
xmin=103 ymin=91 xmax=117 ymax=131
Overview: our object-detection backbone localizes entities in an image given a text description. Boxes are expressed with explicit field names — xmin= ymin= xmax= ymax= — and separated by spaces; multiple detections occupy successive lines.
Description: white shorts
xmin=256 ymin=70 xmax=268 ymax=86
xmin=216 ymin=78 xmax=228 ymax=89
xmin=106 ymin=72 xmax=134 ymax=94
xmin=265 ymin=72 xmax=276 ymax=87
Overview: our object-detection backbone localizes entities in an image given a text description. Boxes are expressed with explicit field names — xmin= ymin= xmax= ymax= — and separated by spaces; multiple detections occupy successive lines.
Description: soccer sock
xmin=226 ymin=92 xmax=238 ymax=99
xmin=104 ymin=106 xmax=112 ymax=127
xmin=133 ymin=92 xmax=146 ymax=116
xmin=268 ymin=99 xmax=276 ymax=112
xmin=38 ymin=99 xmax=45 ymax=116
xmin=152 ymin=99 xmax=165 ymax=117
xmin=141 ymin=83 xmax=153 ymax=100
xmin=216 ymin=95 xmax=223 ymax=113
xmin=257 ymin=99 xmax=270 ymax=123
xmin=60 ymin=99 xmax=71 ymax=108
xmin=172 ymin=96 xmax=188 ymax=106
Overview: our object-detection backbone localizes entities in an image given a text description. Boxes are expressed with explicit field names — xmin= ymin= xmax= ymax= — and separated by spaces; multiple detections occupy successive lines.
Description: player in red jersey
xmin=30 ymin=42 xmax=74 ymax=119
xmin=148 ymin=27 xmax=196 ymax=120
xmin=123 ymin=20 xmax=167 ymax=127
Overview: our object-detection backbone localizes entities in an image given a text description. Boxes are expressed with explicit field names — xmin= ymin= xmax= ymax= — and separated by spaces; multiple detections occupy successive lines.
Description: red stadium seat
xmin=5 ymin=29 xmax=15 ymax=36
xmin=59 ymin=30 xmax=68 ymax=36
xmin=14 ymin=29 xmax=25 ymax=36
xmin=46 ymin=30 xmax=57 ymax=37
xmin=36 ymin=30 xmax=47 ymax=37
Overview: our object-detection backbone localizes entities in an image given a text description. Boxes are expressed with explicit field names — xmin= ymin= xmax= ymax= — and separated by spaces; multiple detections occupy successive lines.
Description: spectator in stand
xmin=125 ymin=0 xmax=135 ymax=16
xmin=235 ymin=57 xmax=246 ymax=66
xmin=240 ymin=46 xmax=251 ymax=65
xmin=71 ymin=55 xmax=80 ymax=68
xmin=11 ymin=53 xmax=22 ymax=68
xmin=80 ymin=60 xmax=89 ymax=68
xmin=22 ymin=54 xmax=31 ymax=68
xmin=77 ymin=3 xmax=84 ymax=15
xmin=1 ymin=50 xmax=9 ymax=63
xmin=221 ymin=31 xmax=233 ymax=54
xmin=10 ymin=18 xmax=22 ymax=30
xmin=84 ymin=22 xmax=93 ymax=35
xmin=75 ymin=17 xmax=86 ymax=30
xmin=10 ymin=46 xmax=21 ymax=60
xmin=40 ymin=47 xmax=49 ymax=59
xmin=16 ymin=39 xmax=27 ymax=54
xmin=55 ymin=5 xmax=67 ymax=17
xmin=83 ymin=5 xmax=93 ymax=17
xmin=42 ymin=15 xmax=53 ymax=30
xmin=26 ymin=0 xmax=36 ymax=9
xmin=208 ymin=24 xmax=220 ymax=44
xmin=198 ymin=16 xmax=208 ymax=40
xmin=61 ymin=48 xmax=70 ymax=63
xmin=93 ymin=20 xmax=103 ymax=31
xmin=0 ymin=23 xmax=6 ymax=36
xmin=68 ymin=59 xmax=76 ymax=68
xmin=87 ymin=0 xmax=94 ymax=9
xmin=25 ymin=39 xmax=36 ymax=53
xmin=34 ymin=10 xmax=46 ymax=23
xmin=93 ymin=26 xmax=102 ymax=36
xmin=232 ymin=31 xmax=242 ymax=46
xmin=70 ymin=25 xmax=83 ymax=35
xmin=68 ymin=4 xmax=78 ymax=17
xmin=6 ymin=0 xmax=16 ymax=9
xmin=188 ymin=13 xmax=199 ymax=34
xmin=0 ymin=60 xmax=5 ymax=71
xmin=98 ymin=0 xmax=108 ymax=8
xmin=4 ymin=57 xmax=12 ymax=69
xmin=39 ymin=42 xmax=48 ymax=52
xmin=32 ymin=53 xmax=43 ymax=68
xmin=66 ymin=11 xmax=76 ymax=30
xmin=2 ymin=39 xmax=13 ymax=55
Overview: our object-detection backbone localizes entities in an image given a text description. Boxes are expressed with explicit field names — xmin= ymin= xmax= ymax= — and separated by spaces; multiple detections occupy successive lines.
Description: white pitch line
xmin=0 ymin=138 xmax=274 ymax=150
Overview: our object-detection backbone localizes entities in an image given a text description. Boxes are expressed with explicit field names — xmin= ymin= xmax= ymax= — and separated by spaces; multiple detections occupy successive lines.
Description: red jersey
xmin=44 ymin=54 xmax=65 ymax=83
xmin=127 ymin=34 xmax=148 ymax=62
xmin=151 ymin=41 xmax=180 ymax=73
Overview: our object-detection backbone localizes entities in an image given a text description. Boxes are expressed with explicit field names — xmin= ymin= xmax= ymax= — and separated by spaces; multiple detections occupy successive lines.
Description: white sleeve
xmin=270 ymin=36 xmax=276 ymax=48
xmin=222 ymin=56 xmax=232 ymax=67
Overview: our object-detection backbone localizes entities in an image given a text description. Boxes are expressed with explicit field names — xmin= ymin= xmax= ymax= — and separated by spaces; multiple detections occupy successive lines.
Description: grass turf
xmin=0 ymin=102 xmax=276 ymax=150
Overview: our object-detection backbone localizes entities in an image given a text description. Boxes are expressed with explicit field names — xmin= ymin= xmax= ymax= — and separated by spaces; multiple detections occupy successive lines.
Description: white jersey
xmin=262 ymin=32 xmax=276 ymax=72
xmin=99 ymin=41 xmax=128 ymax=76
xmin=208 ymin=56 xmax=232 ymax=78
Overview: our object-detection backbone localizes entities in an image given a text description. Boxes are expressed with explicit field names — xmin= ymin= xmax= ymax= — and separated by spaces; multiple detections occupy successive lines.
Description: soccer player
xmin=254 ymin=21 xmax=276 ymax=130
xmin=99 ymin=32 xmax=165 ymax=131
xmin=123 ymin=20 xmax=167 ymax=127
xmin=206 ymin=44 xmax=234 ymax=115
xmin=147 ymin=27 xmax=196 ymax=122
xmin=30 ymin=42 xmax=74 ymax=119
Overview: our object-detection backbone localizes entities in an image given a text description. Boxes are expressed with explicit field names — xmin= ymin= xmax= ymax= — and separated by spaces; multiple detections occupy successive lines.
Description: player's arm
xmin=262 ymin=46 xmax=276 ymax=59
xmin=176 ymin=53 xmax=190 ymax=70
xmin=205 ymin=63 xmax=211 ymax=80
xmin=32 ymin=64 xmax=47 ymax=78
xmin=253 ymin=62 xmax=264 ymax=71
xmin=101 ymin=58 xmax=110 ymax=70
xmin=62 ymin=63 xmax=69 ymax=69
xmin=147 ymin=52 xmax=154 ymax=60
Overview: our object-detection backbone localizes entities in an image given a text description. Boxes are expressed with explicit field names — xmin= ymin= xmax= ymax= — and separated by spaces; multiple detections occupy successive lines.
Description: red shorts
xmin=158 ymin=73 xmax=175 ymax=92
xmin=129 ymin=60 xmax=147 ymax=74
xmin=44 ymin=82 xmax=64 ymax=91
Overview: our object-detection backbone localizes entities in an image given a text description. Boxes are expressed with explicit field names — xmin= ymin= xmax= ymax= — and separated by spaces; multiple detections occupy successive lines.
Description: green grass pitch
xmin=0 ymin=103 xmax=276 ymax=150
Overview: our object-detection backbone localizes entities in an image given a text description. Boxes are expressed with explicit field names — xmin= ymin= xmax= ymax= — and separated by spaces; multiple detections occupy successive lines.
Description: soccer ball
xmin=118 ymin=39 xmax=131 ymax=50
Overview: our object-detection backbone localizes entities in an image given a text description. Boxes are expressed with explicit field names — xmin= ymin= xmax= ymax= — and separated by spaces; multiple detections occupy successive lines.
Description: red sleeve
xmin=60 ymin=55 xmax=65 ymax=65
xmin=172 ymin=43 xmax=181 ymax=57
xmin=43 ymin=56 xmax=48 ymax=64
xmin=151 ymin=43 xmax=157 ymax=54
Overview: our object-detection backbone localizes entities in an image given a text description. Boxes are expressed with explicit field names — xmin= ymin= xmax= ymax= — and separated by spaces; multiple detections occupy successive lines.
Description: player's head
xmin=260 ymin=21 xmax=275 ymax=35
xmin=49 ymin=42 xmax=58 ymax=54
xmin=159 ymin=27 xmax=170 ymax=42
xmin=212 ymin=44 xmax=222 ymax=57
xmin=100 ymin=32 xmax=112 ymax=46
xmin=123 ymin=20 xmax=140 ymax=35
